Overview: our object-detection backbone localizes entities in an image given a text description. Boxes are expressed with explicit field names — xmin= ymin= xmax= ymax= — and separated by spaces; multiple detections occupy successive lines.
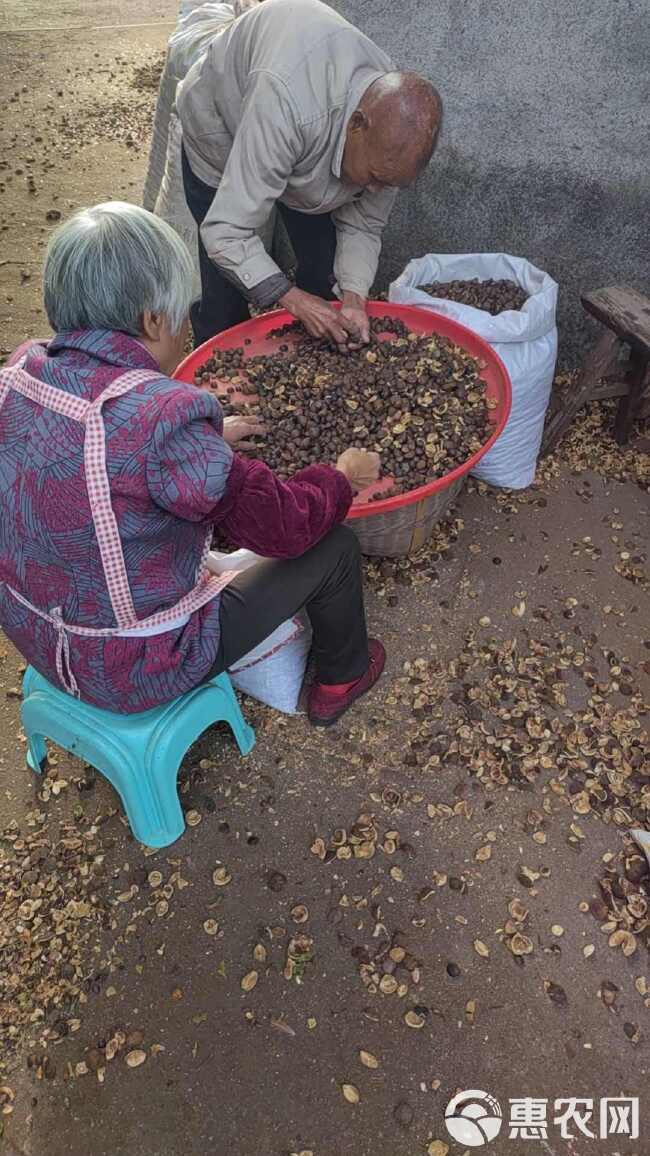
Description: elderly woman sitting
xmin=0 ymin=202 xmax=385 ymax=727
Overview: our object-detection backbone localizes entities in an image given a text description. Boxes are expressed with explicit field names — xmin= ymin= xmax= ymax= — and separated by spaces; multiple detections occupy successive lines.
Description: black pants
xmin=212 ymin=525 xmax=369 ymax=685
xmin=182 ymin=146 xmax=336 ymax=345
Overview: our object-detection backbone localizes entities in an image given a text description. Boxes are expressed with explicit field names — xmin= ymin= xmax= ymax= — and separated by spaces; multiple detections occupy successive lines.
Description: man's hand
xmin=336 ymin=447 xmax=381 ymax=493
xmin=222 ymin=415 xmax=267 ymax=450
xmin=279 ymin=286 xmax=360 ymax=349
xmin=339 ymin=291 xmax=370 ymax=345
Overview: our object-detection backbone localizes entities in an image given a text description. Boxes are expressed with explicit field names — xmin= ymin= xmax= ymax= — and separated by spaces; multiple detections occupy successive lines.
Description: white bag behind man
xmin=143 ymin=1 xmax=271 ymax=296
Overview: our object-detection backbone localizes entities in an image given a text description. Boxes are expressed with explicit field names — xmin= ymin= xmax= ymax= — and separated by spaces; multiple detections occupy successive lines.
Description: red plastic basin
xmin=174 ymin=302 xmax=512 ymax=520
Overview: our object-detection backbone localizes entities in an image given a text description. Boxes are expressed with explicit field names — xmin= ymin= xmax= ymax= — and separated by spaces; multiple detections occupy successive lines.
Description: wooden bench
xmin=542 ymin=285 xmax=650 ymax=453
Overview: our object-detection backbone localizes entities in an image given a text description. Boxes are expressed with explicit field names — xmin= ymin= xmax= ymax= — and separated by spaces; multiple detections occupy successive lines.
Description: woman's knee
xmin=327 ymin=523 xmax=361 ymax=563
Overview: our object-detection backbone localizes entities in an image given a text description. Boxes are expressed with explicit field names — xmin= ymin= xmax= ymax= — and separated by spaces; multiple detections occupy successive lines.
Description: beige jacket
xmin=177 ymin=0 xmax=396 ymax=305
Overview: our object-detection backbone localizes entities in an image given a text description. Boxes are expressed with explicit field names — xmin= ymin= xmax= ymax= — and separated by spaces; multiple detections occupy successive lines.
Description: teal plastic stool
xmin=20 ymin=666 xmax=255 ymax=848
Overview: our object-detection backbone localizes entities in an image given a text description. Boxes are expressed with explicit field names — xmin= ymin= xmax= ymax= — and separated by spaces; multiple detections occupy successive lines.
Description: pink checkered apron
xmin=0 ymin=362 xmax=236 ymax=696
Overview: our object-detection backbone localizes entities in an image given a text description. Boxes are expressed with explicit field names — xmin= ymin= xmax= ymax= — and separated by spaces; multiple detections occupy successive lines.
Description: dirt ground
xmin=1 ymin=5 xmax=649 ymax=1156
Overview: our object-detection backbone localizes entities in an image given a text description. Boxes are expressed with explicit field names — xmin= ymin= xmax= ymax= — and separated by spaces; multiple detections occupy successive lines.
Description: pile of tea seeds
xmin=419 ymin=278 xmax=528 ymax=314
xmin=194 ymin=317 xmax=494 ymax=494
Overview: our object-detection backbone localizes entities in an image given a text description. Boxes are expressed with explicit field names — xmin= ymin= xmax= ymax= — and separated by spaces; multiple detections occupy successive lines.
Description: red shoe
xmin=308 ymin=639 xmax=386 ymax=727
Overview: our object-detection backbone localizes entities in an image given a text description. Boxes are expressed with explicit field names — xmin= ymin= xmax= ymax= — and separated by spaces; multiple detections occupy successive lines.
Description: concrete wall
xmin=331 ymin=0 xmax=650 ymax=364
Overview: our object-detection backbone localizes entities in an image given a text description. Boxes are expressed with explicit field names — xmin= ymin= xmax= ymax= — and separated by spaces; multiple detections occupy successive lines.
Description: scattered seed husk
xmin=212 ymin=866 xmax=231 ymax=886
xmin=474 ymin=939 xmax=490 ymax=958
xmin=341 ymin=1083 xmax=360 ymax=1104
xmin=241 ymin=971 xmax=258 ymax=992
xmin=359 ymin=1049 xmax=380 ymax=1069
xmin=590 ymin=898 xmax=609 ymax=921
xmin=427 ymin=1142 xmax=450 ymax=1156
xmin=125 ymin=1050 xmax=146 ymax=1068
xmin=627 ymin=894 xmax=647 ymax=919
xmin=544 ymin=980 xmax=568 ymax=1007
xmin=583 ymin=945 xmax=595 ymax=958
xmin=510 ymin=933 xmax=534 ymax=956
xmin=290 ymin=904 xmax=309 ymax=924
xmin=186 ymin=810 xmax=201 ymax=827
xmin=475 ymin=845 xmax=492 ymax=862
xmin=379 ymin=974 xmax=398 ymax=995
xmin=465 ymin=999 xmax=477 ymax=1025
xmin=253 ymin=943 xmax=267 ymax=963
xmin=551 ymin=925 xmax=564 ymax=937
xmin=600 ymin=980 xmax=619 ymax=1008
xmin=203 ymin=919 xmax=219 ymax=936
xmin=284 ymin=935 xmax=314 ymax=983
xmin=147 ymin=870 xmax=163 ymax=888
xmin=609 ymin=929 xmax=637 ymax=956
xmin=508 ymin=898 xmax=529 ymax=923
xmin=355 ymin=841 xmax=376 ymax=859
xmin=310 ymin=837 xmax=326 ymax=860
xmin=404 ymin=1010 xmax=426 ymax=1029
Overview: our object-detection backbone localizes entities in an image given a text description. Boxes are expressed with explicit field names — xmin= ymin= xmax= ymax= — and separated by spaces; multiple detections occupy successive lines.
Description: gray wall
xmin=332 ymin=0 xmax=650 ymax=364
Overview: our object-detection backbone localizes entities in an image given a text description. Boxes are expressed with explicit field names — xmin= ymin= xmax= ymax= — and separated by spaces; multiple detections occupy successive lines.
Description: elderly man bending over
xmin=178 ymin=0 xmax=442 ymax=346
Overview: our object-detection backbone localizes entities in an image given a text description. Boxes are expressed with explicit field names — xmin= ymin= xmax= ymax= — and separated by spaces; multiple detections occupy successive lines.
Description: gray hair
xmin=43 ymin=202 xmax=194 ymax=336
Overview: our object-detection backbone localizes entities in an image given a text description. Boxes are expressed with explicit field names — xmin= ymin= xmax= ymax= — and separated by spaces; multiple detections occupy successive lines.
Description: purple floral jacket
xmin=0 ymin=330 xmax=351 ymax=711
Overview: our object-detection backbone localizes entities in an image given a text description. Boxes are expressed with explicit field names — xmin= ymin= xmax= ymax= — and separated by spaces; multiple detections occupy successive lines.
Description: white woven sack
xmin=144 ymin=1 xmax=274 ymax=297
xmin=389 ymin=253 xmax=558 ymax=489
xmin=143 ymin=4 xmax=235 ymax=215
xmin=154 ymin=113 xmax=202 ymax=298
xmin=207 ymin=550 xmax=312 ymax=714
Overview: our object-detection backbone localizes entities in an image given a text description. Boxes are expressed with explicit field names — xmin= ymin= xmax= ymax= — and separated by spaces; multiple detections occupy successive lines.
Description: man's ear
xmin=141 ymin=310 xmax=163 ymax=341
xmin=347 ymin=109 xmax=368 ymax=135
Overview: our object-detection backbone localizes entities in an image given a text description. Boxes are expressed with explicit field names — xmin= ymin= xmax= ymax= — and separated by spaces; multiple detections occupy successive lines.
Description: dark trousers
xmin=182 ymin=146 xmax=337 ymax=345
xmin=213 ymin=525 xmax=369 ymax=685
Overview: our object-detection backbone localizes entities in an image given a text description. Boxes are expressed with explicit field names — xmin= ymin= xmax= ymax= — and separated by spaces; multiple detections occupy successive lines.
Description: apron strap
xmin=83 ymin=369 xmax=162 ymax=630
xmin=0 ymin=363 xmax=90 ymax=423
xmin=0 ymin=359 xmax=161 ymax=631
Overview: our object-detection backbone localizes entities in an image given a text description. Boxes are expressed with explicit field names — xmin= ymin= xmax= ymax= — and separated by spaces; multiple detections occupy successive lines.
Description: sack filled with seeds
xmin=389 ymin=254 xmax=558 ymax=489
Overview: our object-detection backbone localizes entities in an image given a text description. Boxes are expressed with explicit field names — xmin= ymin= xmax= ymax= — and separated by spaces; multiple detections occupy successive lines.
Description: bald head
xmin=342 ymin=72 xmax=442 ymax=190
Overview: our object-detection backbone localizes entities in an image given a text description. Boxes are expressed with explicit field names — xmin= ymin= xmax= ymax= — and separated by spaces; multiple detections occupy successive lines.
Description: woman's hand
xmin=279 ymin=286 xmax=360 ymax=350
xmin=336 ymin=447 xmax=381 ymax=493
xmin=222 ymin=415 xmax=267 ymax=450
xmin=339 ymin=291 xmax=370 ymax=346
